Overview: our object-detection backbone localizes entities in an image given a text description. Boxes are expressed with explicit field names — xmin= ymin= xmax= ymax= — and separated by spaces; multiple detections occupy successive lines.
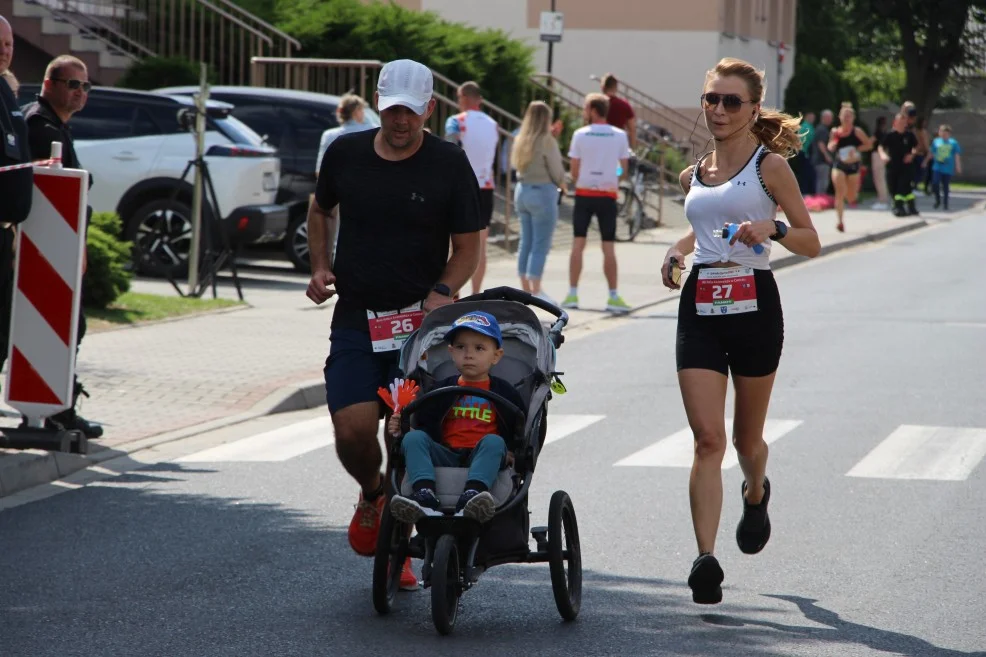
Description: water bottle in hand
xmin=713 ymin=223 xmax=764 ymax=254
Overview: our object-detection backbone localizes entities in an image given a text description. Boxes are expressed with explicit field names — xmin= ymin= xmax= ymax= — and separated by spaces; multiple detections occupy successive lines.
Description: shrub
xmin=784 ymin=57 xmax=843 ymax=116
xmin=116 ymin=56 xmax=217 ymax=91
xmin=84 ymin=213 xmax=133 ymax=309
xmin=275 ymin=0 xmax=535 ymax=115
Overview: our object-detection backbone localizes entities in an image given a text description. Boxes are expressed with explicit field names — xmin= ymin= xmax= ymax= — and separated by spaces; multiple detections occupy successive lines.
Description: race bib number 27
xmin=367 ymin=302 xmax=425 ymax=352
xmin=695 ymin=267 xmax=758 ymax=316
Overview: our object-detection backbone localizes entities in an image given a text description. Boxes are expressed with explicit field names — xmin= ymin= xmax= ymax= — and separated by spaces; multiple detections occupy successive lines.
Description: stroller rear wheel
xmin=431 ymin=534 xmax=461 ymax=635
xmin=548 ymin=490 xmax=582 ymax=621
xmin=372 ymin=503 xmax=408 ymax=615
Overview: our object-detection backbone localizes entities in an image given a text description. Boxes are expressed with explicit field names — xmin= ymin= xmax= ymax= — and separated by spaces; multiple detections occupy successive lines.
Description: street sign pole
xmin=547 ymin=0 xmax=555 ymax=75
xmin=540 ymin=4 xmax=563 ymax=78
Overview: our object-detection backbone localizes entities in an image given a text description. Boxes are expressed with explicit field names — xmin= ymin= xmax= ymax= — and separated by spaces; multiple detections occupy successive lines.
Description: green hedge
xmin=84 ymin=213 xmax=133 ymax=310
xmin=116 ymin=56 xmax=217 ymax=91
xmin=275 ymin=0 xmax=535 ymax=116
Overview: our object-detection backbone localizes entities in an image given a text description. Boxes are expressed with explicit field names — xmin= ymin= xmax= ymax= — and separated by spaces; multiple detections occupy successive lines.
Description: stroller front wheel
xmin=431 ymin=534 xmax=461 ymax=635
xmin=548 ymin=490 xmax=582 ymax=621
xmin=372 ymin=503 xmax=407 ymax=615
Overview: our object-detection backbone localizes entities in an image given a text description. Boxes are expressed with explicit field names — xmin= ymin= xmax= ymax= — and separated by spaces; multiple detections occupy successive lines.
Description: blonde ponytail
xmin=751 ymin=109 xmax=803 ymax=159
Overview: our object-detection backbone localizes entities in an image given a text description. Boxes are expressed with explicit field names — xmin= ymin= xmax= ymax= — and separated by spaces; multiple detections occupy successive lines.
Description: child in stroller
xmin=387 ymin=311 xmax=526 ymax=524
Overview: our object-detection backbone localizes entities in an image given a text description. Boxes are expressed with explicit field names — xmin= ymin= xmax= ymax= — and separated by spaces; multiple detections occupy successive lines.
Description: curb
xmin=0 ymin=215 xmax=941 ymax=502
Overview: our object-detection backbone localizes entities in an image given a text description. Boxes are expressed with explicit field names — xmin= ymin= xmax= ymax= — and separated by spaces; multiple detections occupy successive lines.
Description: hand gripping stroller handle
xmin=456 ymin=286 xmax=569 ymax=348
xmin=399 ymin=385 xmax=527 ymax=440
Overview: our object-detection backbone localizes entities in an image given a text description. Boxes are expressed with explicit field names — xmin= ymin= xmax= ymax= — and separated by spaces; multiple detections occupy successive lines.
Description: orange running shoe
xmin=348 ymin=492 xmax=385 ymax=557
xmin=399 ymin=556 xmax=419 ymax=591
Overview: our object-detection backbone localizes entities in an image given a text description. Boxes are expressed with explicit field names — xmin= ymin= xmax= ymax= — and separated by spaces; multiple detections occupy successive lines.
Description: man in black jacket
xmin=22 ymin=54 xmax=102 ymax=439
xmin=0 ymin=15 xmax=33 ymax=383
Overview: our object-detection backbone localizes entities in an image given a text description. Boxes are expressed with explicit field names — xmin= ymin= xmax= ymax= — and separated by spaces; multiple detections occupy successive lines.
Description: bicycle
xmin=616 ymin=147 xmax=661 ymax=242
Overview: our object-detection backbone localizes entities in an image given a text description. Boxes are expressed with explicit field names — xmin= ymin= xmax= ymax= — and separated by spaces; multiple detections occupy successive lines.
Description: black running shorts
xmin=573 ymin=196 xmax=618 ymax=241
xmin=478 ymin=188 xmax=494 ymax=229
xmin=675 ymin=265 xmax=784 ymax=377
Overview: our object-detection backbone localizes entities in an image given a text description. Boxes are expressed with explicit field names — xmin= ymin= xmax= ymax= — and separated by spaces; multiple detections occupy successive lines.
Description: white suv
xmin=17 ymin=85 xmax=287 ymax=278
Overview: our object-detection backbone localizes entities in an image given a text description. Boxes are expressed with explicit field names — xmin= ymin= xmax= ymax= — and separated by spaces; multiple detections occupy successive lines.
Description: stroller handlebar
xmin=455 ymin=286 xmax=568 ymax=348
xmin=399 ymin=384 xmax=527 ymax=437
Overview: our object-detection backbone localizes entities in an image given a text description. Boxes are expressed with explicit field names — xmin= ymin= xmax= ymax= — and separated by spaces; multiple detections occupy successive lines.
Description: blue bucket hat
xmin=445 ymin=311 xmax=502 ymax=347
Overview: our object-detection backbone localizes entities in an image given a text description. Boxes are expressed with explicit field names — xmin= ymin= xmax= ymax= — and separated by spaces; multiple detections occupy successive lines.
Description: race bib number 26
xmin=367 ymin=302 xmax=425 ymax=352
xmin=695 ymin=267 xmax=758 ymax=316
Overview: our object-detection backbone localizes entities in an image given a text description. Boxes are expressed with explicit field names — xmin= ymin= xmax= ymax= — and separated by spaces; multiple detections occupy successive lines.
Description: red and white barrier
xmin=3 ymin=145 xmax=89 ymax=427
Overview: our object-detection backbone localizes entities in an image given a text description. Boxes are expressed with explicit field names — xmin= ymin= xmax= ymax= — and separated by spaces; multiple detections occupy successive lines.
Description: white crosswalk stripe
xmin=613 ymin=419 xmax=803 ymax=469
xmin=846 ymin=425 xmax=986 ymax=481
xmin=543 ymin=414 xmax=606 ymax=445
xmin=176 ymin=417 xmax=334 ymax=462
xmin=175 ymin=414 xmax=605 ymax=463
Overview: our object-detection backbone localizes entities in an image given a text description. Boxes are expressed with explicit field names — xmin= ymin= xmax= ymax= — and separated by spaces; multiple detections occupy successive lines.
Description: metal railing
xmin=29 ymin=0 xmax=300 ymax=83
xmin=250 ymin=56 xmax=526 ymax=251
xmin=591 ymin=73 xmax=710 ymax=160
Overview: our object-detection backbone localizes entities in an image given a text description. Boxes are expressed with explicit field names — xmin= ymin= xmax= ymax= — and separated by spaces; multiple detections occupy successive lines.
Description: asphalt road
xmin=2 ymin=215 xmax=985 ymax=657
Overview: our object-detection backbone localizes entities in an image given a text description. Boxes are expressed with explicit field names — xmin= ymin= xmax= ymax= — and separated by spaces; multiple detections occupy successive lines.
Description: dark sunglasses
xmin=700 ymin=93 xmax=753 ymax=113
xmin=52 ymin=78 xmax=92 ymax=93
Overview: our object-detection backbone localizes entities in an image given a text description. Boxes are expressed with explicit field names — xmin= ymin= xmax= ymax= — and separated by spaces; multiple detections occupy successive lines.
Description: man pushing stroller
xmin=388 ymin=311 xmax=525 ymax=524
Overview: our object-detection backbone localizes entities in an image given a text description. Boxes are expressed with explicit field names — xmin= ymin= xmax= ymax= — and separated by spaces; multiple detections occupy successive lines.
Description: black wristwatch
xmin=770 ymin=220 xmax=789 ymax=241
xmin=432 ymin=283 xmax=452 ymax=297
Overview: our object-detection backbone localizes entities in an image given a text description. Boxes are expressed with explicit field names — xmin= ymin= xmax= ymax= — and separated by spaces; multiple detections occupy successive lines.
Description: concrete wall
xmin=398 ymin=0 xmax=796 ymax=114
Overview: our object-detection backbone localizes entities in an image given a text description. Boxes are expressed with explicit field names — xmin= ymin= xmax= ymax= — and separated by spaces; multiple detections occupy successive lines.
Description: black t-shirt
xmin=315 ymin=128 xmax=482 ymax=330
xmin=23 ymin=97 xmax=83 ymax=170
xmin=881 ymin=130 xmax=917 ymax=168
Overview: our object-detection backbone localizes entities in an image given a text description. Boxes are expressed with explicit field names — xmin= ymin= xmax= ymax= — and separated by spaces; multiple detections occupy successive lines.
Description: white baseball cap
xmin=377 ymin=59 xmax=433 ymax=115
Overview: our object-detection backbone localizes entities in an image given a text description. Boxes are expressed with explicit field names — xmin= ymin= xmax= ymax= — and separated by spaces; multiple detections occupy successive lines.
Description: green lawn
xmin=948 ymin=181 xmax=986 ymax=191
xmin=86 ymin=292 xmax=244 ymax=329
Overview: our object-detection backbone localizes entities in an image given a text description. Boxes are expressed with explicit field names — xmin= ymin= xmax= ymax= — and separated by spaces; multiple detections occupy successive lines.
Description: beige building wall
xmin=386 ymin=0 xmax=797 ymax=115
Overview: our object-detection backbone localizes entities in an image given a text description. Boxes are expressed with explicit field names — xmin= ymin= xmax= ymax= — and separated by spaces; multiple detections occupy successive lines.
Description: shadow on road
xmin=1 ymin=462 xmax=978 ymax=657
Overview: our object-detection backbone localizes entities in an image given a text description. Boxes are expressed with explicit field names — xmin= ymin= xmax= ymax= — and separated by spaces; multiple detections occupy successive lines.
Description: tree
xmin=850 ymin=1 xmax=986 ymax=118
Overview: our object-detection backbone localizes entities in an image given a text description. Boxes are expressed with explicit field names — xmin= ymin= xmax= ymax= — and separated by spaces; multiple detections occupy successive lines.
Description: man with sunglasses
xmin=22 ymin=54 xmax=103 ymax=440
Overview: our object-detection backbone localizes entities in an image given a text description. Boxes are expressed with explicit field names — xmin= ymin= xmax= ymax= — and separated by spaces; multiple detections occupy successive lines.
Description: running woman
xmin=661 ymin=57 xmax=821 ymax=605
xmin=826 ymin=102 xmax=873 ymax=232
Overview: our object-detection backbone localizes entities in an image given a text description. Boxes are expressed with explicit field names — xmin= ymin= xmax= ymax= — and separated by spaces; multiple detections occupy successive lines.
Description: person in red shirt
xmin=388 ymin=311 xmax=525 ymax=524
xmin=601 ymin=73 xmax=637 ymax=149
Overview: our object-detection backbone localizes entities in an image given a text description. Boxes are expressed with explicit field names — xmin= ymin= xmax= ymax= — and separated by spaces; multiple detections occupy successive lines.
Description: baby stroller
xmin=371 ymin=287 xmax=582 ymax=635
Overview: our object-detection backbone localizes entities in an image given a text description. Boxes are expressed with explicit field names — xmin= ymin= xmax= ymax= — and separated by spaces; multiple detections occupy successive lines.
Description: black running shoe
xmin=736 ymin=477 xmax=771 ymax=555
xmin=687 ymin=553 xmax=724 ymax=604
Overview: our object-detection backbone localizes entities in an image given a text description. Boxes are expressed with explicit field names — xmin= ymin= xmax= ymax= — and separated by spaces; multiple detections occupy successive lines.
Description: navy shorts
xmin=324 ymin=328 xmax=402 ymax=416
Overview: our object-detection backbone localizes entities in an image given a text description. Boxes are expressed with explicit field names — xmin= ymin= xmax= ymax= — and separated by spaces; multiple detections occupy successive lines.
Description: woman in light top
xmin=661 ymin=57 xmax=820 ymax=605
xmin=510 ymin=100 xmax=568 ymax=304
xmin=315 ymin=94 xmax=377 ymax=175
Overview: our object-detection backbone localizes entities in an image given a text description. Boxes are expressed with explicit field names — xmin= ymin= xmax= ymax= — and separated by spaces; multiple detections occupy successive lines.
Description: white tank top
xmin=684 ymin=145 xmax=777 ymax=269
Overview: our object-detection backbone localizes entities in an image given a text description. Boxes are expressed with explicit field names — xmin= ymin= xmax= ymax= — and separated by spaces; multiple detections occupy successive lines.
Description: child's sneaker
xmin=606 ymin=295 xmax=631 ymax=314
xmin=455 ymin=489 xmax=496 ymax=523
xmin=561 ymin=294 xmax=579 ymax=309
xmin=390 ymin=488 xmax=442 ymax=524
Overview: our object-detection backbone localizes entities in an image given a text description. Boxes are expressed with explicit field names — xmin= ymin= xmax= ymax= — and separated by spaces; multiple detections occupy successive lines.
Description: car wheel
xmin=284 ymin=212 xmax=310 ymax=272
xmin=124 ymin=199 xmax=195 ymax=278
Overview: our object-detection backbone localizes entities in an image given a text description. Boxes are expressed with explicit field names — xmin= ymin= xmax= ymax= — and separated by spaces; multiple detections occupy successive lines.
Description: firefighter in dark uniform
xmin=22 ymin=54 xmax=102 ymax=438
